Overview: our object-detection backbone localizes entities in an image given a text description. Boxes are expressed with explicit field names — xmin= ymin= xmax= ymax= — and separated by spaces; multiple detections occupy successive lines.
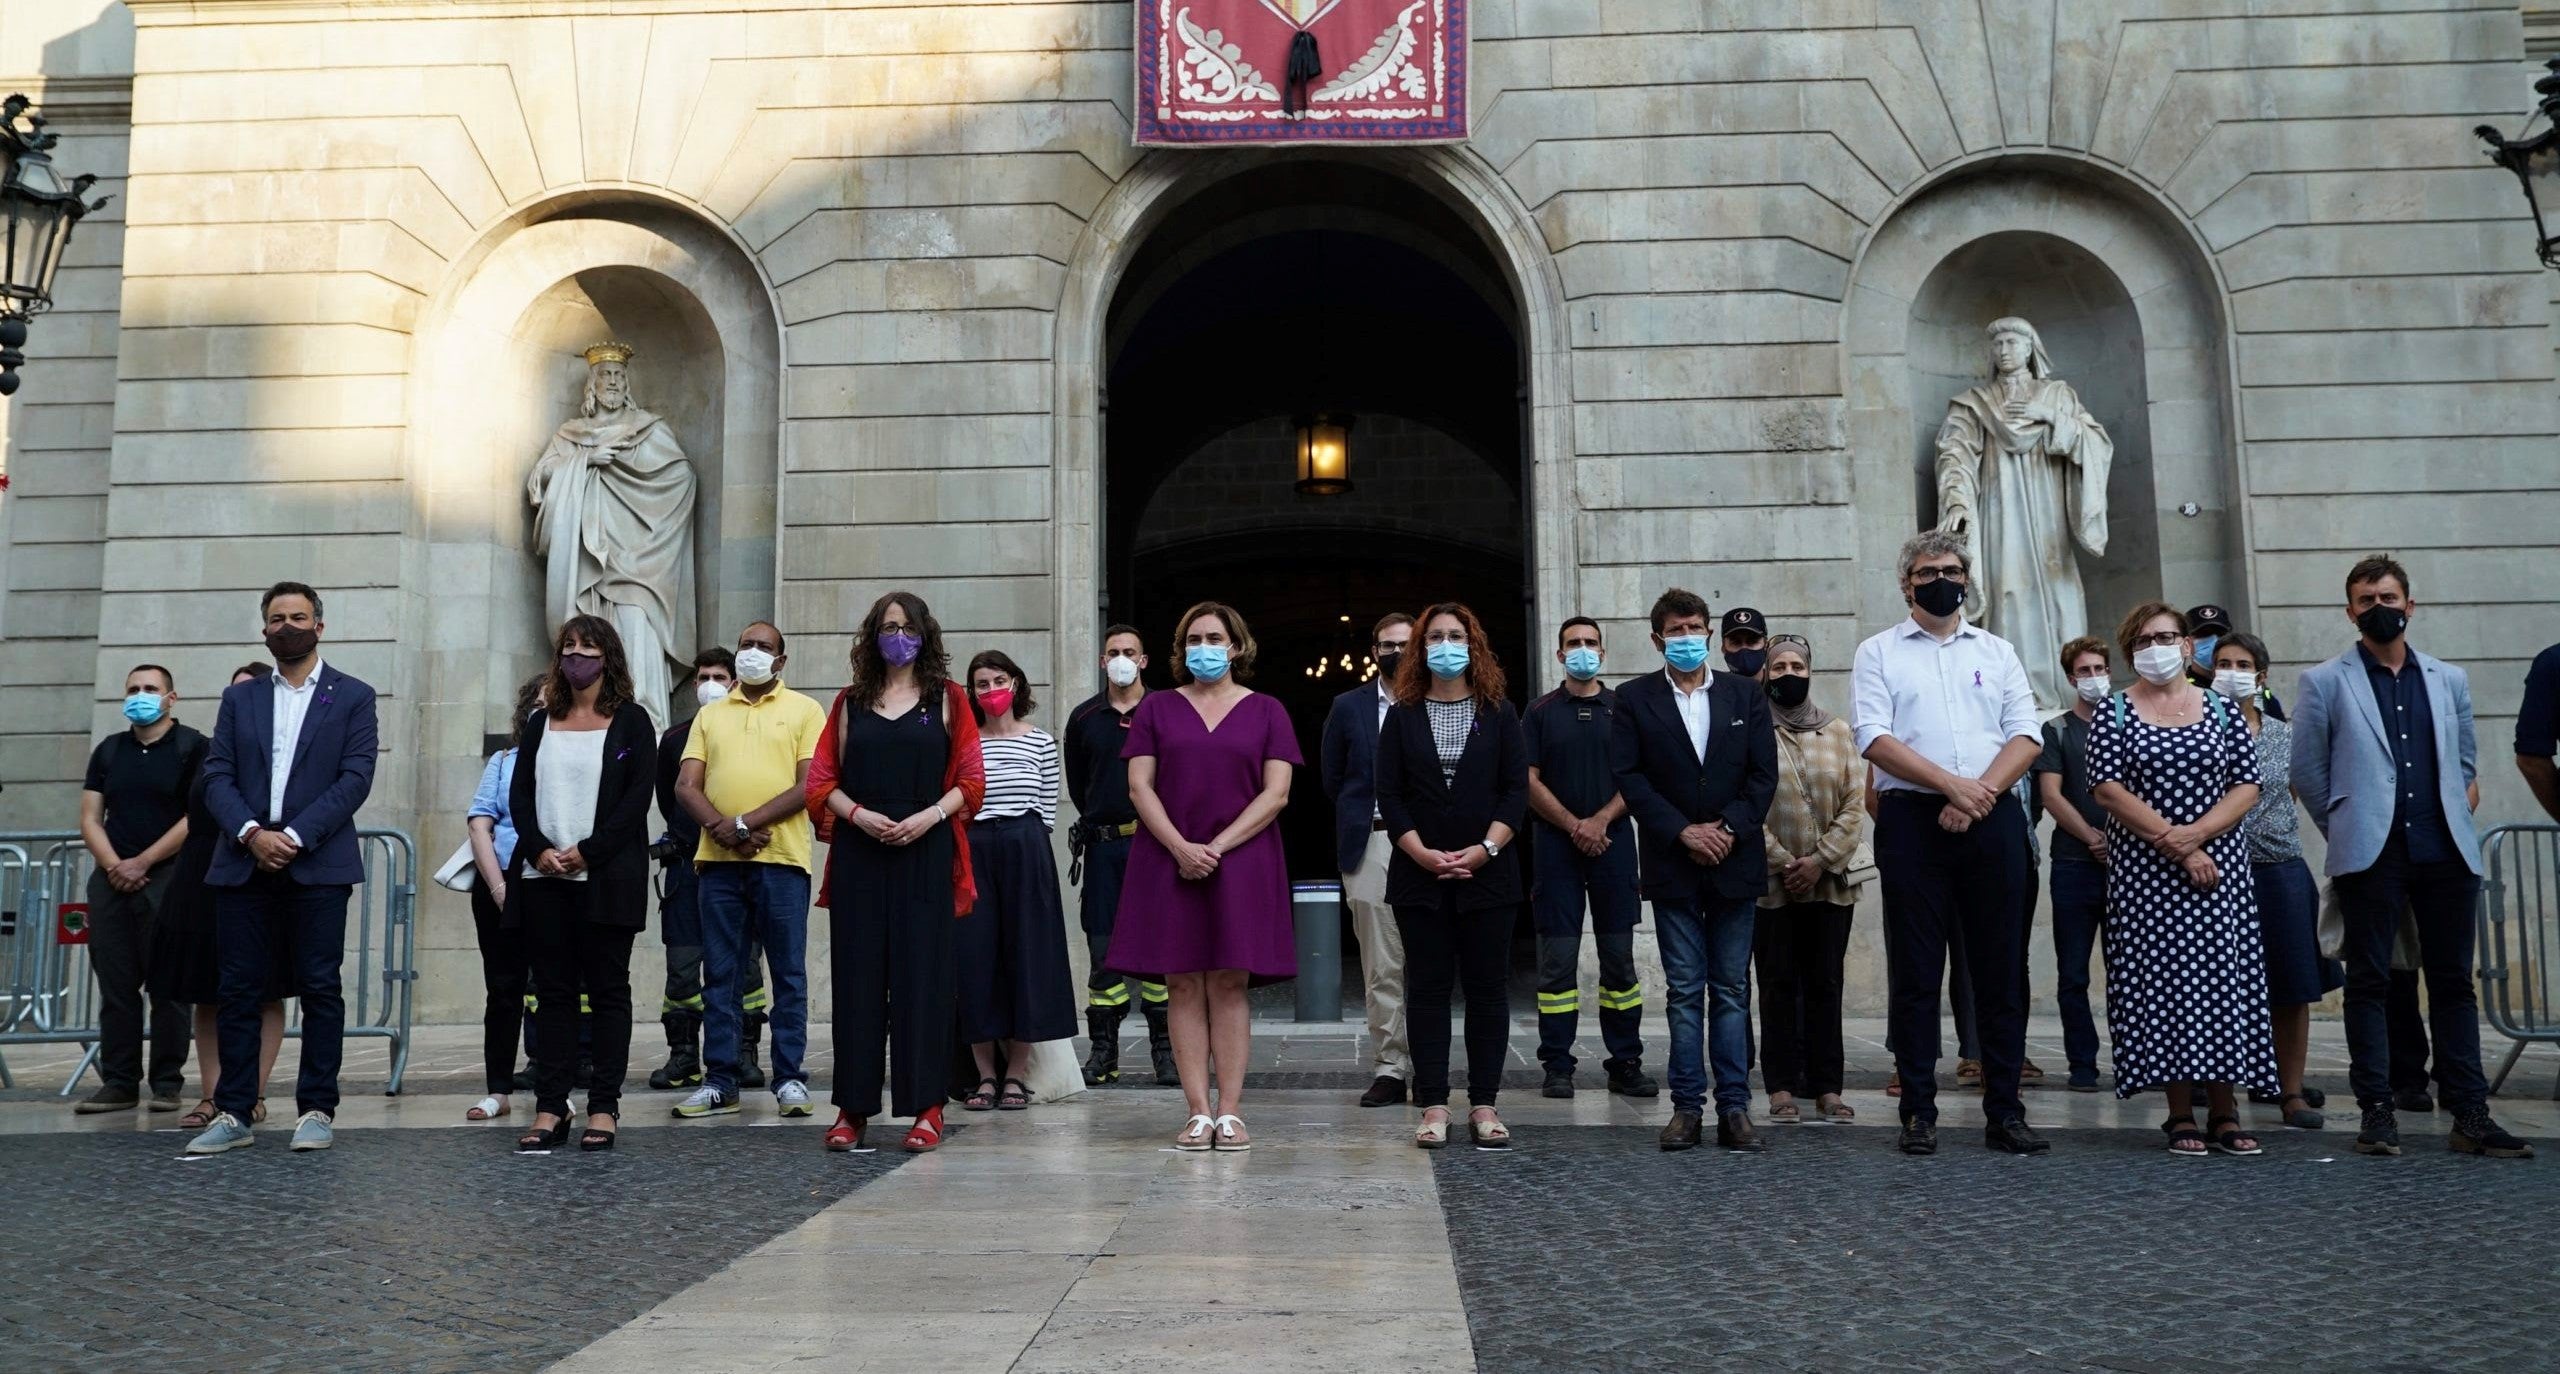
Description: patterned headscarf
xmin=1765 ymin=634 xmax=1833 ymax=732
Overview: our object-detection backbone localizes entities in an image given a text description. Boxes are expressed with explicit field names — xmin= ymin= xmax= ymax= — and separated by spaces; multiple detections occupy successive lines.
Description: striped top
xmin=976 ymin=727 xmax=1059 ymax=828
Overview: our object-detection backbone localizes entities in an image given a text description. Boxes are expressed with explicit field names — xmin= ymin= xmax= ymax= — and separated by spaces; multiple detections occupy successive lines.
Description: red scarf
xmin=804 ymin=679 xmax=985 ymax=915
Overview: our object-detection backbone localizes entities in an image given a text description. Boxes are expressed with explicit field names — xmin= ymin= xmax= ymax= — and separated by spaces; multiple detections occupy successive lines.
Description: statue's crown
xmin=582 ymin=341 xmax=636 ymax=366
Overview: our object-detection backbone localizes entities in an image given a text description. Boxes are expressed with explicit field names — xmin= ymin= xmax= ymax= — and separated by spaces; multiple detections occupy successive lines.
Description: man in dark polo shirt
xmin=2032 ymin=635 xmax=2113 ymax=1093
xmin=1065 ymin=624 xmax=1175 ymax=1085
xmin=74 ymin=663 xmax=208 ymax=1114
xmin=1522 ymin=617 xmax=1656 ymax=1099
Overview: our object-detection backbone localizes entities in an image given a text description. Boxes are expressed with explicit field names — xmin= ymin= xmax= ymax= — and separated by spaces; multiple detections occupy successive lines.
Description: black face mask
xmin=265 ymin=624 xmax=319 ymax=663
xmin=1912 ymin=578 xmax=1966 ymax=618
xmin=1373 ymin=650 xmax=1402 ymax=681
xmin=2357 ymin=604 xmax=2408 ymax=644
xmin=1765 ymin=674 xmax=1811 ymax=709
xmin=1724 ymin=648 xmax=1766 ymax=677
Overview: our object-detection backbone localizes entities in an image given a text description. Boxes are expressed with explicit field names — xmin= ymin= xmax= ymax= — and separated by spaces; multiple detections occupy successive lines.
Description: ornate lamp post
xmin=0 ymin=93 xmax=109 ymax=396
xmin=2475 ymin=57 xmax=2560 ymax=269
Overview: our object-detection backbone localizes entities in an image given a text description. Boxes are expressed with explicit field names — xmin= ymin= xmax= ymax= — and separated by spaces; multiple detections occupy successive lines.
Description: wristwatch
xmin=1481 ymin=837 xmax=1502 ymax=859
xmin=729 ymin=816 xmax=752 ymax=844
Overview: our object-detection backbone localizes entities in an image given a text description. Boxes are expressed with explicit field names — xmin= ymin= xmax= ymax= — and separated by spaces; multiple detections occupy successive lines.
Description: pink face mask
xmin=977 ymin=687 xmax=1015 ymax=718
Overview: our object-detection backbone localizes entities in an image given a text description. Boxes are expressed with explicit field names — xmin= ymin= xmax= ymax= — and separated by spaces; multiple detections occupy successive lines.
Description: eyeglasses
xmin=1908 ymin=565 xmax=1966 ymax=584
xmin=2129 ymin=631 xmax=2184 ymax=649
xmin=1424 ymin=631 xmax=1469 ymax=646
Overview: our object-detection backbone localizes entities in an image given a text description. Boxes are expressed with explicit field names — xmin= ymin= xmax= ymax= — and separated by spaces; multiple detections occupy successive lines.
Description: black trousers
xmin=1876 ymin=792 xmax=2030 ymax=1122
xmin=1395 ymin=889 xmax=1511 ymax=1109
xmin=831 ymin=828 xmax=957 ymax=1119
xmin=519 ymin=882 xmax=637 ymax=1118
xmin=468 ymin=883 xmax=528 ymax=1096
xmin=87 ymin=865 xmax=189 ymax=1095
xmin=2334 ymin=837 xmax=2485 ymax=1112
xmin=2387 ymin=968 xmax=2433 ymax=1093
xmin=1753 ymin=901 xmax=1853 ymax=1098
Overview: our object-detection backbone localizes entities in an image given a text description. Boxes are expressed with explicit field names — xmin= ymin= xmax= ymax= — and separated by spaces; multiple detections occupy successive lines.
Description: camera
xmin=647 ymin=833 xmax=686 ymax=863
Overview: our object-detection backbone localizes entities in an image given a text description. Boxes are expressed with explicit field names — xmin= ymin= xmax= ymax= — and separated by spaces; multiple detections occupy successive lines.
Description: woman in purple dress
xmin=1107 ymin=600 xmax=1301 ymax=1152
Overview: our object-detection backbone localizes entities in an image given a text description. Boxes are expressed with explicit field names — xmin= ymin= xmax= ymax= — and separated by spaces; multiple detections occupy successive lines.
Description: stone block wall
xmin=0 ymin=0 xmax=2553 ymax=1019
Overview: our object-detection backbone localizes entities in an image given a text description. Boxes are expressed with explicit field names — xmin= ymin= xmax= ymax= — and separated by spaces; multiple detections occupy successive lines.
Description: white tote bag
xmin=432 ymin=840 xmax=478 ymax=893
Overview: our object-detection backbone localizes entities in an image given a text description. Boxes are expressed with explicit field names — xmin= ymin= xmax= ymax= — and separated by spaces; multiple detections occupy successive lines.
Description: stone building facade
xmin=3 ymin=0 xmax=2556 ymax=1018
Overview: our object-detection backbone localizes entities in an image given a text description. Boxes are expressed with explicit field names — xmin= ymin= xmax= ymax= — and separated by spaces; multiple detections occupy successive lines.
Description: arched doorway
xmin=1100 ymin=160 xmax=1531 ymax=876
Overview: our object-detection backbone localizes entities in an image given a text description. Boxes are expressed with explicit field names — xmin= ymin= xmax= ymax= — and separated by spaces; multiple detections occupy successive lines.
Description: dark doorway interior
xmin=1103 ymin=162 xmax=1527 ymax=879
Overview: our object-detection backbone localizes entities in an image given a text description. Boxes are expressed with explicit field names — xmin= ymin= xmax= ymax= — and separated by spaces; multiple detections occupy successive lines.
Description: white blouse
xmin=531 ymin=728 xmax=608 ymax=882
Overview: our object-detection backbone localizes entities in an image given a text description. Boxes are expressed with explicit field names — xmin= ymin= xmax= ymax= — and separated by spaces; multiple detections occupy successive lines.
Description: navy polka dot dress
xmin=2086 ymin=695 xmax=2279 ymax=1099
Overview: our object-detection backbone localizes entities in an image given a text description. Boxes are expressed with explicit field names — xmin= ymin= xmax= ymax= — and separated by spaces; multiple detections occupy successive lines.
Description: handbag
xmin=432 ymin=839 xmax=478 ymax=893
xmin=2315 ymin=879 xmax=2343 ymax=960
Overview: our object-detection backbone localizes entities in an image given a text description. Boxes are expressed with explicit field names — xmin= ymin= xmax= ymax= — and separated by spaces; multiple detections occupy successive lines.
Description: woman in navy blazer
xmin=505 ymin=615 xmax=658 ymax=1153
xmin=1376 ymin=602 xmax=1528 ymax=1149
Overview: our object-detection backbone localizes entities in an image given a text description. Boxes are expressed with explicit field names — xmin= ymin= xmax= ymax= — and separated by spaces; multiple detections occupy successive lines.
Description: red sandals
xmin=825 ymin=1110 xmax=864 ymax=1152
xmin=903 ymin=1104 xmax=945 ymax=1153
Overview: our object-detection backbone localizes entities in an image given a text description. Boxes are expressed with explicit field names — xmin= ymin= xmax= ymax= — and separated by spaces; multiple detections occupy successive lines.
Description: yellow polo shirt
xmin=682 ymin=680 xmax=826 ymax=871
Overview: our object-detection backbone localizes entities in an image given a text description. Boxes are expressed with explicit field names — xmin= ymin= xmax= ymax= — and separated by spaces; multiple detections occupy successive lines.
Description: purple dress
xmin=1105 ymin=689 xmax=1303 ymax=982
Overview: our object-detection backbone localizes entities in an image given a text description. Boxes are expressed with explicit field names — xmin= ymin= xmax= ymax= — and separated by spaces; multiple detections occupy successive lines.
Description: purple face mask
xmin=878 ymin=629 xmax=921 ymax=667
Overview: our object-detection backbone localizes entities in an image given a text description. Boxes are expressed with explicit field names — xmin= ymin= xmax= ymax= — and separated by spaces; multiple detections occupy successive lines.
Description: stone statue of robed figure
xmin=527 ymin=341 xmax=697 ymax=731
xmin=1933 ymin=317 xmax=2112 ymax=709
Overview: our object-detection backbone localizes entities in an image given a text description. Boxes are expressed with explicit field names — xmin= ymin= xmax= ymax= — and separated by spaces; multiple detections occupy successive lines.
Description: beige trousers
xmin=1342 ymin=830 xmax=1410 ymax=1081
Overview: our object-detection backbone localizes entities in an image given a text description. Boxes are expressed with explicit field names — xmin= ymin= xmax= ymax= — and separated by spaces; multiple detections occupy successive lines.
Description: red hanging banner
xmin=1135 ymin=0 xmax=1468 ymax=145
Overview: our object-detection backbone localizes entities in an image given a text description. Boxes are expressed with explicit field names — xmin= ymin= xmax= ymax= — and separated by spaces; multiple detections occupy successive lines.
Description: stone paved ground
xmin=0 ymin=1126 xmax=919 ymax=1372
xmin=1433 ymin=1124 xmax=2560 ymax=1374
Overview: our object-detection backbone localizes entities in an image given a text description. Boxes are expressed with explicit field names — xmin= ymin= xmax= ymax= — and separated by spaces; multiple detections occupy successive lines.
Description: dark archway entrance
xmin=1103 ymin=161 xmax=1529 ymax=879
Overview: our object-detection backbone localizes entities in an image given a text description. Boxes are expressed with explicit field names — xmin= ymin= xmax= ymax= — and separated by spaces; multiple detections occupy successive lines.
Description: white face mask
xmin=734 ymin=647 xmax=777 ymax=685
xmin=2132 ymin=645 xmax=2186 ymax=686
xmin=695 ymin=678 xmax=731 ymax=708
xmin=2072 ymin=674 xmax=2111 ymax=705
xmin=2211 ymin=669 xmax=2257 ymax=701
xmin=1104 ymin=656 xmax=1139 ymax=688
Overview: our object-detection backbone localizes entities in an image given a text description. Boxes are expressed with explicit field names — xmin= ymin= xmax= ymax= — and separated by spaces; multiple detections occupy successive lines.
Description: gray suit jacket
xmin=2289 ymin=644 xmax=2480 ymax=878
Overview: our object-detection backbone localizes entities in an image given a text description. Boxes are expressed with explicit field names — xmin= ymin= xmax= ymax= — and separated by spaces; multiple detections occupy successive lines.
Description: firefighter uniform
xmin=1065 ymin=690 xmax=1175 ymax=1084
xmin=1522 ymin=684 xmax=1651 ymax=1088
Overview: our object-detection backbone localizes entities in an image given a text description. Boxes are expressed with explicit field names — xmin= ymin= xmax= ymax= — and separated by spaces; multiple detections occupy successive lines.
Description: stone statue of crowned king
xmin=527 ymin=341 xmax=698 ymax=731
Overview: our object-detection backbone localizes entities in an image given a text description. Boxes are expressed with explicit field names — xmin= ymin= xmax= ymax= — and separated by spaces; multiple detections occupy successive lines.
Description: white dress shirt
xmin=1371 ymin=679 xmax=1392 ymax=821
xmin=239 ymin=660 xmax=326 ymax=845
xmin=1666 ymin=668 xmax=1712 ymax=761
xmin=1850 ymin=618 xmax=2039 ymax=792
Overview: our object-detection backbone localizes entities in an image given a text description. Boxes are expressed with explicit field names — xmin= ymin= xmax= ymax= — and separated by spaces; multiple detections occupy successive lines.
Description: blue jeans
xmin=2048 ymin=857 xmax=2106 ymax=1078
xmin=1652 ymin=894 xmax=1755 ymax=1114
xmin=213 ymin=875 xmax=349 ymax=1119
xmin=697 ymin=862 xmax=810 ymax=1095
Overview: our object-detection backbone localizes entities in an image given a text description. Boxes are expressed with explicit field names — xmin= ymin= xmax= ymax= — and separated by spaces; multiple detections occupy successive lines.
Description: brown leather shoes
xmin=1659 ymin=1109 xmax=1702 ymax=1152
xmin=1358 ymin=1075 xmax=1409 ymax=1108
xmin=1718 ymin=1109 xmax=1765 ymax=1154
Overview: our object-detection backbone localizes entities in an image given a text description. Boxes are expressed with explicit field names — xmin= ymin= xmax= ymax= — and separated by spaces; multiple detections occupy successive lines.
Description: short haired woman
xmin=2086 ymin=602 xmax=2278 ymax=1157
xmin=508 ymin=616 xmax=659 ymax=1153
xmin=1107 ymin=601 xmax=1301 ymax=1151
xmin=1754 ymin=633 xmax=1865 ymax=1124
xmin=2213 ymin=631 xmax=2339 ymax=1130
xmin=460 ymin=673 xmax=548 ymax=1122
xmin=806 ymin=591 xmax=985 ymax=1153
xmin=1379 ymin=602 xmax=1528 ymax=1148
xmin=955 ymin=649 xmax=1078 ymax=1111
xmin=154 ymin=663 xmax=288 ymax=1131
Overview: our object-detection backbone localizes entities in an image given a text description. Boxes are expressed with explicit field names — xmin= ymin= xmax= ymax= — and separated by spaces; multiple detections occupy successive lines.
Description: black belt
xmin=1078 ymin=820 xmax=1138 ymax=841
xmin=1880 ymin=789 xmax=1947 ymax=804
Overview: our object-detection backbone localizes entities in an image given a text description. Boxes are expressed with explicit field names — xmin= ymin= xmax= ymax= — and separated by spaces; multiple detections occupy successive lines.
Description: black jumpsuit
xmin=828 ymin=700 xmax=958 ymax=1118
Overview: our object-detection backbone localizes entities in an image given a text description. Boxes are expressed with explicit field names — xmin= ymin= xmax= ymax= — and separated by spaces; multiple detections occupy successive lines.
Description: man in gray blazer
xmin=2292 ymin=554 xmax=2531 ymax=1160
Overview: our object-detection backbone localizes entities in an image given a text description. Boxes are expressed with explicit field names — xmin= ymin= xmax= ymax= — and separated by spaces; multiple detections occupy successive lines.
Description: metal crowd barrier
xmin=2479 ymin=823 xmax=2560 ymax=1099
xmin=0 ymin=828 xmax=418 ymax=1096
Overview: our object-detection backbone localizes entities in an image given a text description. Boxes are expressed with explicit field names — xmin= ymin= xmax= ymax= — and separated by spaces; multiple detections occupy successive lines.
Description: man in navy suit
xmin=186 ymin=581 xmax=378 ymax=1155
xmin=1321 ymin=612 xmax=1414 ymax=1108
xmin=1612 ymin=588 xmax=1777 ymax=1153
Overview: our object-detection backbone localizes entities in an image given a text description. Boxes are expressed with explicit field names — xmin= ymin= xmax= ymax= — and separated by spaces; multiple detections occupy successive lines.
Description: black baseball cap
xmin=1721 ymin=607 xmax=1765 ymax=638
xmin=2186 ymin=604 xmax=2234 ymax=636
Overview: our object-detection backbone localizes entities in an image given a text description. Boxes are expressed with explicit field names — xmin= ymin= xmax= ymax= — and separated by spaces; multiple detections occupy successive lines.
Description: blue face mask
xmin=1426 ymin=643 xmax=1470 ymax=680
xmin=2191 ymin=635 xmax=2218 ymax=671
xmin=123 ymin=692 xmax=167 ymax=726
xmin=1562 ymin=647 xmax=1602 ymax=681
xmin=1184 ymin=644 xmax=1231 ymax=682
xmin=1662 ymin=635 xmax=1709 ymax=674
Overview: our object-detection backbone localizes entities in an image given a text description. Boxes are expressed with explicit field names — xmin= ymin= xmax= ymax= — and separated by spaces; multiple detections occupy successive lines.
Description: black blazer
xmin=1375 ymin=696 xmax=1529 ymax=912
xmin=1609 ymin=669 xmax=1778 ymax=903
xmin=505 ymin=701 xmax=659 ymax=929
xmin=1319 ymin=681 xmax=1387 ymax=875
